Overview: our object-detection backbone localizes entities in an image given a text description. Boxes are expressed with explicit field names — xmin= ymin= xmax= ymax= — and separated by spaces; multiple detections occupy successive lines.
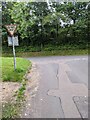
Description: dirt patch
xmin=20 ymin=62 xmax=40 ymax=117
xmin=25 ymin=62 xmax=40 ymax=100
xmin=0 ymin=82 xmax=20 ymax=103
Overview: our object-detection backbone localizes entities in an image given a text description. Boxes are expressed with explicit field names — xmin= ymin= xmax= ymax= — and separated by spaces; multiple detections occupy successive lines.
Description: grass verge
xmin=2 ymin=49 xmax=88 ymax=57
xmin=2 ymin=57 xmax=31 ymax=119
xmin=2 ymin=57 xmax=30 ymax=82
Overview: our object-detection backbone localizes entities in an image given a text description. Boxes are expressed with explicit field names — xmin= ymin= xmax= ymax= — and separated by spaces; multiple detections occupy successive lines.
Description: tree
xmin=2 ymin=2 xmax=89 ymax=49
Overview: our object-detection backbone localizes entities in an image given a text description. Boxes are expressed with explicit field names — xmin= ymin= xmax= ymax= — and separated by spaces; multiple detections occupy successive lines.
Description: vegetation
xmin=2 ymin=102 xmax=21 ymax=119
xmin=1 ymin=1 xmax=89 ymax=118
xmin=2 ymin=78 xmax=27 ymax=119
xmin=2 ymin=49 xmax=88 ymax=57
xmin=2 ymin=57 xmax=31 ymax=119
xmin=2 ymin=57 xmax=31 ymax=82
xmin=2 ymin=2 xmax=89 ymax=55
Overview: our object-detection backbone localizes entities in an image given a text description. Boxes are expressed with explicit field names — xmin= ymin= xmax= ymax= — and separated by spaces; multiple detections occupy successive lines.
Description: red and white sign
xmin=5 ymin=24 xmax=17 ymax=36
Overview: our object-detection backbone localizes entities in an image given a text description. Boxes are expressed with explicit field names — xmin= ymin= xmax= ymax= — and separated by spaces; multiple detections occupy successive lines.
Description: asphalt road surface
xmin=21 ymin=56 xmax=88 ymax=118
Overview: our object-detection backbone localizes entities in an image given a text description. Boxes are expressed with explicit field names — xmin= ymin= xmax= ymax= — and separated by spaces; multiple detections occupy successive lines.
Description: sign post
xmin=5 ymin=24 xmax=17 ymax=71
xmin=12 ymin=36 xmax=16 ymax=70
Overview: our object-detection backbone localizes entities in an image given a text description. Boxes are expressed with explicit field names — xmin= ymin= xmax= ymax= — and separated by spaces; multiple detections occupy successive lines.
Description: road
xmin=21 ymin=56 xmax=88 ymax=118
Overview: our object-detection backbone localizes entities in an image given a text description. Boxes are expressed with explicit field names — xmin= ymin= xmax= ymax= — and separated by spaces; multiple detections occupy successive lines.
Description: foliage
xmin=2 ymin=2 xmax=89 ymax=50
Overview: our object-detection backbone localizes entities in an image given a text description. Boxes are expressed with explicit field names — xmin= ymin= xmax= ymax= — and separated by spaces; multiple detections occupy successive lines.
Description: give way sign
xmin=5 ymin=24 xmax=17 ymax=36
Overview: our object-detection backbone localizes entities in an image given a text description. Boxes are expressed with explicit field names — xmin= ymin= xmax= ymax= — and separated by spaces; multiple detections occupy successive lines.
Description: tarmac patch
xmin=73 ymin=96 xmax=88 ymax=119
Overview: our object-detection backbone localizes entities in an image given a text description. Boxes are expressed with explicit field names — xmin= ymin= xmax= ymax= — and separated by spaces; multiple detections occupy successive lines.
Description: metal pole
xmin=12 ymin=36 xmax=16 ymax=70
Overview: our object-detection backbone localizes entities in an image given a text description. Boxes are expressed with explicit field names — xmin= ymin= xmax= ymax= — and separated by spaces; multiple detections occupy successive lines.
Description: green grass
xmin=2 ymin=49 xmax=88 ymax=57
xmin=2 ymin=57 xmax=31 ymax=82
xmin=2 ymin=57 xmax=31 ymax=119
xmin=2 ymin=102 xmax=20 ymax=119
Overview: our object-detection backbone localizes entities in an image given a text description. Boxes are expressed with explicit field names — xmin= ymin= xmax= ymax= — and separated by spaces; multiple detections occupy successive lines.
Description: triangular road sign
xmin=5 ymin=24 xmax=17 ymax=36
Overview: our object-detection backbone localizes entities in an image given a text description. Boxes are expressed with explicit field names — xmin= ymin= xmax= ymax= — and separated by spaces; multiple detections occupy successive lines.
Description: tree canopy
xmin=2 ymin=2 xmax=89 ymax=50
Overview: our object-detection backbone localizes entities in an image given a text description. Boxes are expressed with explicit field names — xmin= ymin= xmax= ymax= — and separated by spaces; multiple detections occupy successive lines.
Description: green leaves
xmin=2 ymin=2 xmax=89 ymax=48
